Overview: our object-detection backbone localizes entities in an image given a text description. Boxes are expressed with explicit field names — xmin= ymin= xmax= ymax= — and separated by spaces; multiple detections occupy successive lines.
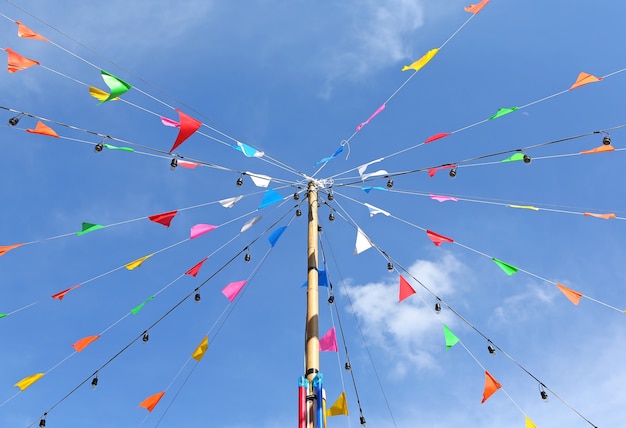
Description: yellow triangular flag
xmin=326 ymin=391 xmax=348 ymax=416
xmin=525 ymin=415 xmax=537 ymax=428
xmin=88 ymin=86 xmax=119 ymax=101
xmin=14 ymin=373 xmax=44 ymax=391
xmin=125 ymin=254 xmax=154 ymax=270
xmin=402 ymin=48 xmax=439 ymax=72
xmin=191 ymin=336 xmax=209 ymax=361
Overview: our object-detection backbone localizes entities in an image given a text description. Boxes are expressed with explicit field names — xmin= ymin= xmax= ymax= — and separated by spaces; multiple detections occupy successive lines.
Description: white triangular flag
xmin=219 ymin=195 xmax=243 ymax=208
xmin=354 ymin=227 xmax=373 ymax=255
xmin=360 ymin=169 xmax=388 ymax=181
xmin=357 ymin=158 xmax=384 ymax=177
xmin=364 ymin=203 xmax=390 ymax=217
xmin=241 ymin=216 xmax=262 ymax=233
xmin=246 ymin=172 xmax=271 ymax=188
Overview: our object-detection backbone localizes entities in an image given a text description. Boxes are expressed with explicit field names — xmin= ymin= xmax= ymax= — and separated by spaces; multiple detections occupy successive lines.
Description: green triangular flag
xmin=0 ymin=314 xmax=6 ymax=319
xmin=492 ymin=257 xmax=518 ymax=276
xmin=131 ymin=296 xmax=154 ymax=315
xmin=99 ymin=70 xmax=131 ymax=104
xmin=443 ymin=324 xmax=459 ymax=349
xmin=76 ymin=222 xmax=105 ymax=236
xmin=501 ymin=152 xmax=525 ymax=162
xmin=489 ymin=107 xmax=518 ymax=120
xmin=104 ymin=143 xmax=135 ymax=152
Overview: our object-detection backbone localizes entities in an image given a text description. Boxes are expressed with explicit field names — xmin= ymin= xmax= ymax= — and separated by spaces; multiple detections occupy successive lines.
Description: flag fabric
xmin=268 ymin=226 xmax=287 ymax=247
xmin=492 ymin=258 xmax=518 ymax=276
xmin=0 ymin=243 xmax=23 ymax=257
xmin=356 ymin=104 xmax=386 ymax=132
xmin=139 ymin=391 xmax=165 ymax=412
xmin=131 ymin=296 xmax=154 ymax=315
xmin=76 ymin=222 xmax=105 ymax=236
xmin=481 ymin=370 xmax=502 ymax=403
xmin=190 ymin=224 xmax=217 ymax=239
xmin=364 ymin=203 xmax=390 ymax=217
xmin=354 ymin=228 xmax=373 ymax=255
xmin=219 ymin=196 xmax=243 ymax=208
xmin=258 ymin=189 xmax=283 ymax=209
xmin=489 ymin=107 xmax=518 ymax=120
xmin=148 ymin=210 xmax=178 ymax=227
xmin=89 ymin=86 xmax=119 ymax=101
xmin=222 ymin=280 xmax=247 ymax=302
xmin=316 ymin=145 xmax=345 ymax=165
xmin=430 ymin=194 xmax=458 ymax=202
xmin=569 ymin=72 xmax=602 ymax=90
xmin=526 ymin=415 xmax=537 ymax=428
xmin=99 ymin=70 xmax=131 ymax=104
xmin=555 ymin=283 xmax=583 ymax=305
xmin=319 ymin=327 xmax=338 ymax=352
xmin=326 ymin=391 xmax=348 ymax=416
xmin=14 ymin=373 xmax=44 ymax=391
xmin=6 ymin=48 xmax=39 ymax=73
xmin=465 ymin=0 xmax=490 ymax=14
xmin=399 ymin=275 xmax=416 ymax=302
xmin=443 ymin=324 xmax=459 ymax=349
xmin=125 ymin=254 xmax=153 ymax=270
xmin=241 ymin=216 xmax=262 ymax=233
xmin=72 ymin=335 xmax=100 ymax=352
xmin=247 ymin=172 xmax=272 ymax=188
xmin=424 ymin=132 xmax=451 ymax=143
xmin=51 ymin=285 xmax=81 ymax=300
xmin=26 ymin=121 xmax=59 ymax=138
xmin=583 ymin=212 xmax=616 ymax=220
xmin=232 ymin=141 xmax=264 ymax=158
xmin=169 ymin=108 xmax=202 ymax=152
xmin=426 ymin=230 xmax=454 ymax=246
xmin=402 ymin=48 xmax=439 ymax=72
xmin=16 ymin=21 xmax=48 ymax=41
xmin=185 ymin=257 xmax=208 ymax=277
xmin=191 ymin=336 xmax=209 ymax=361
xmin=580 ymin=145 xmax=615 ymax=155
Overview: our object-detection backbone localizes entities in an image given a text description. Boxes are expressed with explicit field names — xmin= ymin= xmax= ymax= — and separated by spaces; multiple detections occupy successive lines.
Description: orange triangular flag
xmin=555 ymin=283 xmax=583 ymax=305
xmin=72 ymin=335 xmax=101 ymax=352
xmin=465 ymin=0 xmax=490 ymax=14
xmin=139 ymin=391 xmax=165 ymax=412
xmin=26 ymin=121 xmax=59 ymax=138
xmin=16 ymin=21 xmax=48 ymax=41
xmin=569 ymin=72 xmax=602 ymax=90
xmin=5 ymin=47 xmax=40 ymax=73
xmin=580 ymin=145 xmax=615 ymax=155
xmin=0 ymin=243 xmax=23 ymax=257
xmin=481 ymin=370 xmax=502 ymax=403
xmin=399 ymin=275 xmax=416 ymax=302
xmin=583 ymin=212 xmax=616 ymax=220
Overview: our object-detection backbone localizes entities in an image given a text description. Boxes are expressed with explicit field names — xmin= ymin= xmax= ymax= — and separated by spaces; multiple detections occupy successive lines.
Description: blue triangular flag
xmin=315 ymin=146 xmax=344 ymax=165
xmin=361 ymin=186 xmax=388 ymax=193
xmin=301 ymin=269 xmax=328 ymax=287
xmin=259 ymin=189 xmax=283 ymax=209
xmin=268 ymin=226 xmax=287 ymax=247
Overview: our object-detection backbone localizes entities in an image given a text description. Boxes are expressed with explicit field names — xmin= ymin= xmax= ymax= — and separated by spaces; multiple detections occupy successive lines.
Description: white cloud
xmin=342 ymin=252 xmax=468 ymax=376
xmin=490 ymin=283 xmax=559 ymax=325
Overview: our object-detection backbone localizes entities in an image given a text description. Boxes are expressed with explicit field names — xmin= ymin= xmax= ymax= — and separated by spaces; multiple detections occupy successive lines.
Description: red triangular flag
xmin=51 ymin=284 xmax=81 ymax=301
xmin=6 ymin=47 xmax=39 ymax=73
xmin=169 ymin=109 xmax=202 ymax=152
xmin=139 ymin=391 xmax=165 ymax=412
xmin=319 ymin=327 xmax=338 ymax=352
xmin=148 ymin=210 xmax=178 ymax=227
xmin=16 ymin=21 xmax=48 ymax=41
xmin=555 ymin=283 xmax=583 ymax=305
xmin=424 ymin=132 xmax=450 ymax=144
xmin=399 ymin=275 xmax=416 ymax=302
xmin=185 ymin=257 xmax=208 ymax=277
xmin=481 ymin=371 xmax=502 ymax=403
xmin=0 ymin=243 xmax=23 ymax=257
xmin=426 ymin=230 xmax=454 ymax=246
xmin=26 ymin=121 xmax=59 ymax=137
xmin=72 ymin=335 xmax=101 ymax=352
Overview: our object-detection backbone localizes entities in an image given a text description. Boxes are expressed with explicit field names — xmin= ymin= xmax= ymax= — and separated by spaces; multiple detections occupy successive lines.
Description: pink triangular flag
xmin=320 ymin=327 xmax=338 ymax=352
xmin=430 ymin=194 xmax=459 ymax=203
xmin=221 ymin=280 xmax=247 ymax=302
xmin=190 ymin=224 xmax=217 ymax=239
xmin=399 ymin=275 xmax=416 ymax=302
xmin=426 ymin=230 xmax=454 ymax=246
xmin=424 ymin=132 xmax=450 ymax=143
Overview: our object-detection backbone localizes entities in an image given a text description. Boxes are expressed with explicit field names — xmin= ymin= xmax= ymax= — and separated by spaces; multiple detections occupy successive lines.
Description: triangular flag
xmin=430 ymin=194 xmax=458 ymax=203
xmin=191 ymin=336 xmax=209 ymax=361
xmin=556 ymin=283 xmax=583 ymax=305
xmin=508 ymin=205 xmax=539 ymax=211
xmin=98 ymin=70 xmax=131 ymax=104
xmin=424 ymin=132 xmax=451 ymax=144
xmin=360 ymin=169 xmax=389 ymax=181
xmin=103 ymin=143 xmax=134 ymax=152
xmin=148 ymin=210 xmax=178 ymax=227
xmin=241 ymin=216 xmax=262 ymax=233
xmin=443 ymin=324 xmax=459 ymax=349
xmin=399 ymin=275 xmax=416 ymax=302
xmin=247 ymin=172 xmax=272 ymax=188
xmin=125 ymin=254 xmax=153 ymax=270
xmin=427 ymin=164 xmax=456 ymax=177
xmin=219 ymin=196 xmax=243 ymax=208
xmin=16 ymin=22 xmax=48 ymax=41
xmin=319 ymin=270 xmax=328 ymax=287
xmin=185 ymin=257 xmax=208 ymax=277
xmin=0 ymin=243 xmax=23 ymax=257
xmin=76 ymin=222 xmax=105 ymax=236
xmin=14 ymin=373 xmax=44 ymax=391
xmin=72 ymin=335 xmax=101 ymax=352
xmin=178 ymin=160 xmax=199 ymax=168
xmin=361 ymin=186 xmax=388 ymax=193
xmin=525 ymin=415 xmax=537 ymax=428
xmin=169 ymin=108 xmax=202 ymax=152
xmin=51 ymin=284 xmax=80 ymax=301
xmin=319 ymin=327 xmax=338 ymax=352
xmin=569 ymin=72 xmax=602 ymax=90
xmin=26 ymin=121 xmax=59 ymax=138
xmin=492 ymin=258 xmax=518 ymax=276
xmin=500 ymin=152 xmax=525 ymax=162
xmin=580 ymin=145 xmax=615 ymax=155
xmin=401 ymin=48 xmax=439 ymax=72
xmin=316 ymin=145 xmax=345 ymax=165
xmin=268 ymin=226 xmax=287 ymax=247
xmin=356 ymin=104 xmax=386 ymax=132
xmin=583 ymin=212 xmax=616 ymax=220
xmin=258 ymin=189 xmax=283 ymax=209
xmin=89 ymin=86 xmax=119 ymax=101
xmin=354 ymin=227 xmax=373 ymax=255
xmin=232 ymin=141 xmax=264 ymax=158
xmin=0 ymin=314 xmax=6 ymax=319
xmin=489 ymin=107 xmax=518 ymax=120
xmin=465 ymin=0 xmax=490 ymax=14
xmin=221 ymin=280 xmax=247 ymax=302
xmin=139 ymin=391 xmax=165 ymax=412
xmin=357 ymin=158 xmax=384 ymax=177
xmin=326 ymin=392 xmax=348 ymax=417
xmin=364 ymin=203 xmax=390 ymax=217
xmin=190 ymin=224 xmax=217 ymax=239
xmin=481 ymin=370 xmax=502 ymax=403
xmin=131 ymin=296 xmax=154 ymax=315
xmin=6 ymin=48 xmax=39 ymax=73
xmin=160 ymin=117 xmax=180 ymax=128
xmin=426 ymin=230 xmax=454 ymax=246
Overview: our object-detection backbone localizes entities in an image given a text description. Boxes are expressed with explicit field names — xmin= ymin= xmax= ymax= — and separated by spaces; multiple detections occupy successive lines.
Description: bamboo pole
xmin=305 ymin=180 xmax=320 ymax=427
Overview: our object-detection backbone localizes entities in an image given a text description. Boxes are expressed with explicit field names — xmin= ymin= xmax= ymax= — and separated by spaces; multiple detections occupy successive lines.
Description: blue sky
xmin=1 ymin=1 xmax=626 ymax=427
